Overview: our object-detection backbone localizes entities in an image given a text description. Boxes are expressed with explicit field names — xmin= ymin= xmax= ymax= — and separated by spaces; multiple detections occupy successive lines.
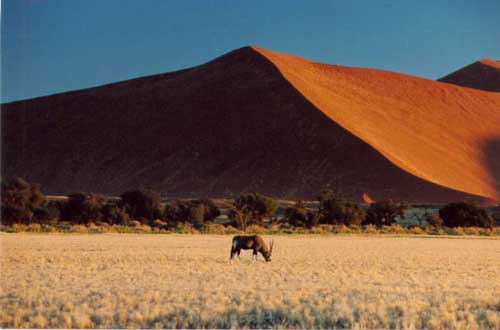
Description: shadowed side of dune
xmin=0 ymin=47 xmax=493 ymax=202
xmin=439 ymin=59 xmax=500 ymax=92
xmin=483 ymin=138 xmax=500 ymax=199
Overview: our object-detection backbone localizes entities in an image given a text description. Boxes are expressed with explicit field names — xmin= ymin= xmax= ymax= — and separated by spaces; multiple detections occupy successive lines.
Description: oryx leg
xmin=230 ymin=241 xmax=238 ymax=262
xmin=230 ymin=246 xmax=235 ymax=262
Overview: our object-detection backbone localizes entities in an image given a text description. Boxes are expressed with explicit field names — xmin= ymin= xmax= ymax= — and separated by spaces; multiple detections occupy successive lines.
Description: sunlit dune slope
xmin=253 ymin=47 xmax=500 ymax=201
xmin=439 ymin=58 xmax=500 ymax=92
xmin=2 ymin=46 xmax=499 ymax=202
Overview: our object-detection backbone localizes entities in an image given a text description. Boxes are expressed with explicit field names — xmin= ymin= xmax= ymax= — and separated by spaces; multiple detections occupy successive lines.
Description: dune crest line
xmin=2 ymin=46 xmax=499 ymax=202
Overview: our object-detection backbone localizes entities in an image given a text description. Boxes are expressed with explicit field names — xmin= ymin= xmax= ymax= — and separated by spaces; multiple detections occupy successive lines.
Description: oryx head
xmin=264 ymin=240 xmax=274 ymax=262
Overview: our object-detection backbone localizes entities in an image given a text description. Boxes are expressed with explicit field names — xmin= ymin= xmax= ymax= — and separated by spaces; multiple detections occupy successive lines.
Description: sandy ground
xmin=1 ymin=234 xmax=499 ymax=329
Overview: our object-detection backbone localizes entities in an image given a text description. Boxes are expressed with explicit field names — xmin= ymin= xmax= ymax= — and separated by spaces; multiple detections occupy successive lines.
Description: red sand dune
xmin=438 ymin=58 xmax=500 ymax=92
xmin=252 ymin=46 xmax=500 ymax=202
xmin=2 ymin=46 xmax=500 ymax=202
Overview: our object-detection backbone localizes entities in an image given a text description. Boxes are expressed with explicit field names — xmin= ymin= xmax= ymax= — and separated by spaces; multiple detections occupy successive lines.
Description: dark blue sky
xmin=2 ymin=0 xmax=500 ymax=103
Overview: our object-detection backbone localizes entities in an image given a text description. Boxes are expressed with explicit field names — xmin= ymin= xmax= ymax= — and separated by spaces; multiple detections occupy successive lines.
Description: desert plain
xmin=1 ymin=234 xmax=499 ymax=329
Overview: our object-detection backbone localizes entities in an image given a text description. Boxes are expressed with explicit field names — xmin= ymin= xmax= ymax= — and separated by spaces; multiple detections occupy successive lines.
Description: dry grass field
xmin=1 ymin=234 xmax=499 ymax=329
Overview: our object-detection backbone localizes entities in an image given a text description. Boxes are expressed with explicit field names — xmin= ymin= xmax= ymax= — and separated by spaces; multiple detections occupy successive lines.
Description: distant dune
xmin=439 ymin=58 xmax=500 ymax=92
xmin=2 ymin=46 xmax=500 ymax=202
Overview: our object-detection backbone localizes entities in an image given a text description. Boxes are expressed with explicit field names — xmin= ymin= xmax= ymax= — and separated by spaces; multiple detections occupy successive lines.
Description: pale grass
xmin=1 ymin=234 xmax=499 ymax=329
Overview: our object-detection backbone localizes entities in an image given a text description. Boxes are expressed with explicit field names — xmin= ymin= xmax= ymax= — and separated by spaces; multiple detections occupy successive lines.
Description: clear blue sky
xmin=2 ymin=0 xmax=500 ymax=103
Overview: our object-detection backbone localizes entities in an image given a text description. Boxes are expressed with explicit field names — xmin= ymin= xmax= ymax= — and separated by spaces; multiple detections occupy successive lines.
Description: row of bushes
xmin=1 ymin=178 xmax=499 ymax=232
xmin=3 ymin=222 xmax=500 ymax=237
xmin=288 ymin=190 xmax=499 ymax=228
xmin=0 ymin=178 xmax=221 ymax=229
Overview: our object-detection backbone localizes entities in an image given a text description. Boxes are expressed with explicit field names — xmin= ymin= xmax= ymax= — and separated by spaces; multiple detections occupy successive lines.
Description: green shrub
xmin=193 ymin=199 xmax=221 ymax=222
xmin=163 ymin=199 xmax=220 ymax=229
xmin=163 ymin=200 xmax=191 ymax=224
xmin=61 ymin=193 xmax=106 ymax=224
xmin=426 ymin=213 xmax=444 ymax=227
xmin=32 ymin=204 xmax=60 ymax=224
xmin=120 ymin=190 xmax=163 ymax=222
xmin=284 ymin=201 xmax=317 ymax=228
xmin=284 ymin=204 xmax=307 ymax=227
xmin=229 ymin=193 xmax=277 ymax=231
xmin=317 ymin=190 xmax=366 ymax=226
xmin=439 ymin=202 xmax=494 ymax=228
xmin=101 ymin=203 xmax=130 ymax=225
xmin=1 ymin=177 xmax=46 ymax=225
xmin=189 ymin=204 xmax=206 ymax=229
xmin=365 ymin=200 xmax=407 ymax=227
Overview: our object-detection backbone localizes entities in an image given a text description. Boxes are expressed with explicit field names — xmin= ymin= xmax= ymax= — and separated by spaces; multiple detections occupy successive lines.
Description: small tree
xmin=1 ymin=177 xmax=46 ymax=224
xmin=229 ymin=193 xmax=277 ymax=230
xmin=189 ymin=199 xmax=220 ymax=222
xmin=439 ymin=202 xmax=494 ymax=228
xmin=228 ymin=207 xmax=251 ymax=231
xmin=162 ymin=199 xmax=217 ymax=229
xmin=163 ymin=200 xmax=191 ymax=225
xmin=120 ymin=190 xmax=163 ymax=222
xmin=101 ymin=203 xmax=130 ymax=225
xmin=32 ymin=201 xmax=61 ymax=224
xmin=63 ymin=193 xmax=106 ymax=224
xmin=239 ymin=193 xmax=277 ymax=223
xmin=284 ymin=200 xmax=317 ymax=228
xmin=189 ymin=204 xmax=206 ymax=229
xmin=364 ymin=199 xmax=407 ymax=227
xmin=317 ymin=190 xmax=366 ymax=226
